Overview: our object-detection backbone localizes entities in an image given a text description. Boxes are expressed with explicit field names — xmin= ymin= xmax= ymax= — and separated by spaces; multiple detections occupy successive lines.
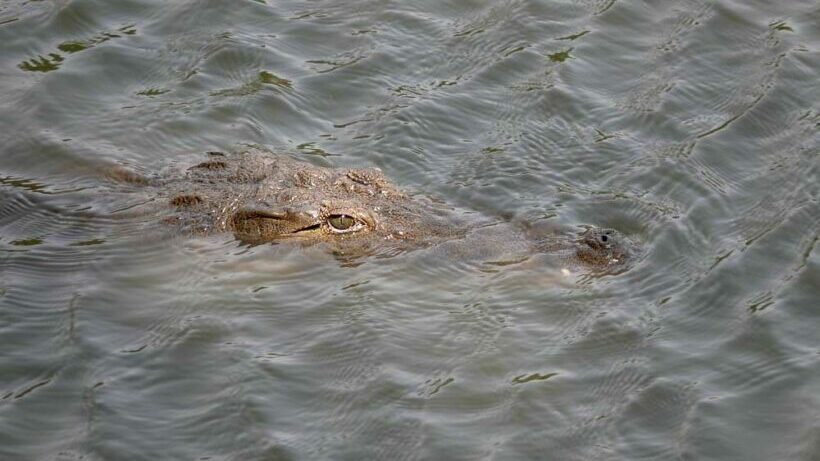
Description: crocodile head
xmin=162 ymin=149 xmax=637 ymax=271
xmin=163 ymin=151 xmax=461 ymax=255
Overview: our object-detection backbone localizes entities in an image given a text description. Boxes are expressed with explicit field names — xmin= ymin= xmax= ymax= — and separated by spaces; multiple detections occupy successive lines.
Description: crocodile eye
xmin=600 ymin=234 xmax=609 ymax=243
xmin=327 ymin=214 xmax=360 ymax=233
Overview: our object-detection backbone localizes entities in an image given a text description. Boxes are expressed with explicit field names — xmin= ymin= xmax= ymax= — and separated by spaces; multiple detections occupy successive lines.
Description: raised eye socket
xmin=327 ymin=214 xmax=358 ymax=232
xmin=600 ymin=234 xmax=609 ymax=242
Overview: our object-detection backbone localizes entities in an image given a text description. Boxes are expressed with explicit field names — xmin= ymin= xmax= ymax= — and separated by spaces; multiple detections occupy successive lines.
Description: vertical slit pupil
xmin=329 ymin=215 xmax=356 ymax=230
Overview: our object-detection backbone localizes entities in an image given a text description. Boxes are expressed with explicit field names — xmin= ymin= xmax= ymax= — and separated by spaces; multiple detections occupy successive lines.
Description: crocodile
xmin=124 ymin=147 xmax=636 ymax=274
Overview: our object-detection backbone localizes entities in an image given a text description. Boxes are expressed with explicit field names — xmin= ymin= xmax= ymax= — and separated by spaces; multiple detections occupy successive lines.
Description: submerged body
xmin=136 ymin=147 xmax=636 ymax=273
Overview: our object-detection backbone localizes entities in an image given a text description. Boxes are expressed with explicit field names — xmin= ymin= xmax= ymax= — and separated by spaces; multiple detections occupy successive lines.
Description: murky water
xmin=1 ymin=0 xmax=818 ymax=459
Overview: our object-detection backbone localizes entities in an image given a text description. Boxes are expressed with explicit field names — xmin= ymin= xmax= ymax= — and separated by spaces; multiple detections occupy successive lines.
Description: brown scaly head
xmin=166 ymin=149 xmax=462 ymax=258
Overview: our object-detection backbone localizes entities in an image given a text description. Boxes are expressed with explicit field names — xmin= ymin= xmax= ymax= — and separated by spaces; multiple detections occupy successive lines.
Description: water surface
xmin=1 ymin=0 xmax=818 ymax=459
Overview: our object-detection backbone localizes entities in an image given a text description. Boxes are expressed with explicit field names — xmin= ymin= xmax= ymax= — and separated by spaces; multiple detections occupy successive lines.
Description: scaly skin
xmin=142 ymin=147 xmax=636 ymax=273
